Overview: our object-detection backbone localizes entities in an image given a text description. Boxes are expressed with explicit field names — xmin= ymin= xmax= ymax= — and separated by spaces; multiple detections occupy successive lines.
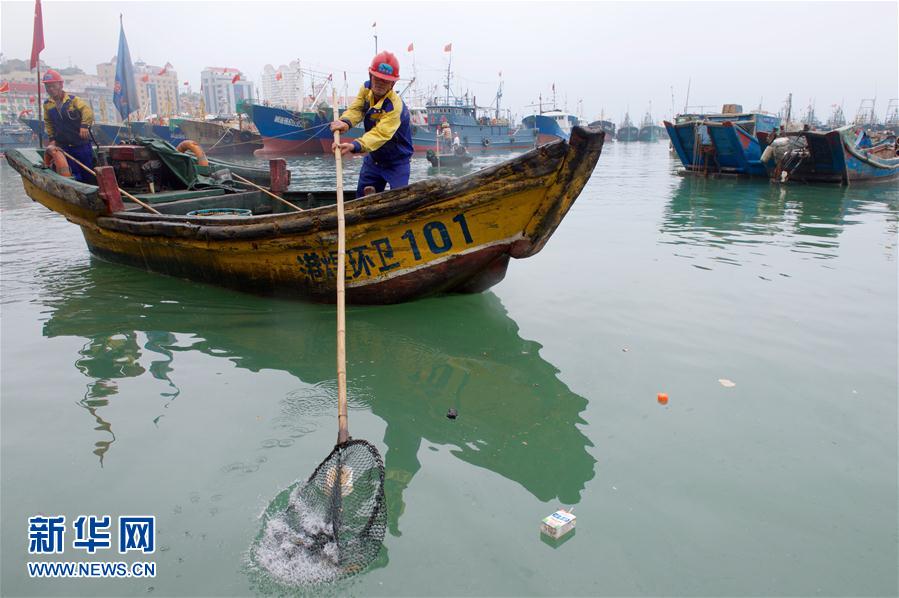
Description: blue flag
xmin=112 ymin=18 xmax=138 ymax=120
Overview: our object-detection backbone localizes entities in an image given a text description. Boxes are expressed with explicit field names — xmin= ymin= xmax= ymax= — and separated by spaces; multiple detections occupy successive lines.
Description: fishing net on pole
xmin=254 ymin=439 xmax=386 ymax=585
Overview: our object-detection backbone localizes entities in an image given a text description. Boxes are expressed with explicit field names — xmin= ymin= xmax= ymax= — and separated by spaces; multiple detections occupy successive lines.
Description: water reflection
xmin=659 ymin=177 xmax=899 ymax=260
xmin=40 ymin=262 xmax=596 ymax=535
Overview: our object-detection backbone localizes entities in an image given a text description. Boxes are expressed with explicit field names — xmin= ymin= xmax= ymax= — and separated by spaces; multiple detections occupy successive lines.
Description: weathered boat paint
xmin=6 ymin=126 xmax=605 ymax=304
xmin=665 ymin=115 xmax=779 ymax=177
xmin=763 ymin=126 xmax=899 ymax=184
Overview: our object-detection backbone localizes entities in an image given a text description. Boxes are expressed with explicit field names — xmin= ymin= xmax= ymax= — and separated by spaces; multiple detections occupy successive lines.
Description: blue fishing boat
xmin=638 ymin=112 xmax=664 ymax=142
xmin=521 ymin=110 xmax=580 ymax=144
xmin=0 ymin=123 xmax=36 ymax=153
xmin=616 ymin=113 xmax=639 ymax=142
xmin=21 ymin=117 xmax=186 ymax=146
xmin=415 ymin=98 xmax=534 ymax=151
xmin=242 ymin=102 xmax=345 ymax=154
xmin=664 ymin=104 xmax=780 ymax=176
xmin=761 ymin=125 xmax=899 ymax=184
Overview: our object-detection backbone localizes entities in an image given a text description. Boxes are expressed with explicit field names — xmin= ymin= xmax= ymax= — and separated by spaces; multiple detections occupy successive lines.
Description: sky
xmin=1 ymin=0 xmax=897 ymax=124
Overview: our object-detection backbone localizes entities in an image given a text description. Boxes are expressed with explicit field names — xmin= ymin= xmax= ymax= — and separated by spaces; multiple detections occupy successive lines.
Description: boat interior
xmin=23 ymin=143 xmax=359 ymax=218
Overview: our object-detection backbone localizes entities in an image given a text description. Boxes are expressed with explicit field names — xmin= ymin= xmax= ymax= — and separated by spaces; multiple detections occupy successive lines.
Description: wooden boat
xmin=171 ymin=117 xmax=263 ymax=155
xmin=425 ymin=148 xmax=474 ymax=167
xmin=664 ymin=105 xmax=781 ymax=177
xmin=6 ymin=126 xmax=605 ymax=304
xmin=761 ymin=125 xmax=899 ymax=184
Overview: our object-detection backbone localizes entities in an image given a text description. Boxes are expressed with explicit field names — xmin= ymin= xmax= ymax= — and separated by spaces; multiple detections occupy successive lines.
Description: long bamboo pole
xmin=230 ymin=172 xmax=303 ymax=212
xmin=332 ymin=88 xmax=349 ymax=445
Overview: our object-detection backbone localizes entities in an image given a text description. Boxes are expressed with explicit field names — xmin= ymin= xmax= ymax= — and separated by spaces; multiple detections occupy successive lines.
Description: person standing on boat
xmin=41 ymin=69 xmax=94 ymax=183
xmin=330 ymin=51 xmax=413 ymax=195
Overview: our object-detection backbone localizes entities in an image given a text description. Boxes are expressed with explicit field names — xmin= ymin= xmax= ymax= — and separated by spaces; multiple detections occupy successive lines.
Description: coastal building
xmin=260 ymin=61 xmax=304 ymax=109
xmin=201 ymin=67 xmax=253 ymax=116
xmin=0 ymin=81 xmax=40 ymax=124
xmin=134 ymin=60 xmax=180 ymax=117
xmin=98 ymin=57 xmax=180 ymax=117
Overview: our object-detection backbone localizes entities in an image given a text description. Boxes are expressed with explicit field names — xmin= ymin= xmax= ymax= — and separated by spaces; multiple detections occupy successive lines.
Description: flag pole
xmin=31 ymin=0 xmax=44 ymax=148
xmin=36 ymin=62 xmax=43 ymax=148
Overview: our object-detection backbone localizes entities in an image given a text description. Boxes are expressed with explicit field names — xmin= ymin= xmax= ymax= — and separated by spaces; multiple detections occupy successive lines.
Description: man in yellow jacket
xmin=330 ymin=51 xmax=413 ymax=195
xmin=41 ymin=69 xmax=95 ymax=182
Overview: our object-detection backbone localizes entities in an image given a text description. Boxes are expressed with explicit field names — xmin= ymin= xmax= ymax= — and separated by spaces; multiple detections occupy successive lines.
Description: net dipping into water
xmin=253 ymin=439 xmax=386 ymax=586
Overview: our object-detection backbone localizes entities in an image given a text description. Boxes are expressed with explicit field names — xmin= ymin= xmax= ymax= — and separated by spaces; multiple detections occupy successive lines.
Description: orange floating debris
xmin=657 ymin=393 xmax=669 ymax=405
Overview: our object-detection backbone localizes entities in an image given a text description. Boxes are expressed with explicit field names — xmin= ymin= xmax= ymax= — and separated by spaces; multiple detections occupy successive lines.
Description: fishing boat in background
xmin=826 ymin=105 xmax=847 ymax=130
xmin=587 ymin=118 xmax=615 ymax=143
xmin=6 ymin=126 xmax=605 ymax=304
xmin=0 ymin=122 xmax=36 ymax=153
xmin=761 ymin=125 xmax=899 ymax=184
xmin=616 ymin=113 xmax=639 ymax=142
xmin=425 ymin=147 xmax=473 ymax=167
xmin=414 ymin=70 xmax=533 ymax=152
xmin=521 ymin=110 xmax=580 ymax=145
xmin=638 ymin=111 xmax=665 ymax=142
xmin=172 ymin=116 xmax=263 ymax=155
xmin=664 ymin=103 xmax=780 ymax=177
xmin=243 ymin=101 xmax=345 ymax=155
xmin=21 ymin=117 xmax=187 ymax=146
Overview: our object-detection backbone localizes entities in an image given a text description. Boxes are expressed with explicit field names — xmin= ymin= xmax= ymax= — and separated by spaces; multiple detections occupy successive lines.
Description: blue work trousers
xmin=61 ymin=142 xmax=94 ymax=183
xmin=356 ymin=156 xmax=410 ymax=196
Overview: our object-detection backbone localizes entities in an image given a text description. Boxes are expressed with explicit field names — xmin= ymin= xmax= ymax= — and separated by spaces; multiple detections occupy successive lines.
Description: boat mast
xmin=445 ymin=53 xmax=452 ymax=105
xmin=683 ymin=78 xmax=691 ymax=113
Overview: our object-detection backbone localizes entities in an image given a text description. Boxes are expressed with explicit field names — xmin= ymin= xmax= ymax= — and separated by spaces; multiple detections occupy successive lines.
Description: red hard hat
xmin=369 ymin=51 xmax=400 ymax=82
xmin=42 ymin=69 xmax=64 ymax=84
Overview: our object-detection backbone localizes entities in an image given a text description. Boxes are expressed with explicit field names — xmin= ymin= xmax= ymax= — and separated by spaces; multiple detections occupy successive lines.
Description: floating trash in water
xmin=718 ymin=379 xmax=736 ymax=388
xmin=541 ymin=508 xmax=576 ymax=540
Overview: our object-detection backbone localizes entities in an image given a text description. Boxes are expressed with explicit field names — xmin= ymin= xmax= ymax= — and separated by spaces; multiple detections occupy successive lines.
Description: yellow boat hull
xmin=7 ymin=127 xmax=604 ymax=304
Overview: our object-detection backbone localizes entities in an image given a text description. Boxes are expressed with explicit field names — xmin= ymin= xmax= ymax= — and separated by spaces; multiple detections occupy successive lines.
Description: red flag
xmin=443 ymin=43 xmax=452 ymax=52
xmin=231 ymin=73 xmax=241 ymax=84
xmin=141 ymin=74 xmax=150 ymax=82
xmin=275 ymin=71 xmax=282 ymax=81
xmin=158 ymin=67 xmax=167 ymax=76
xmin=183 ymin=81 xmax=189 ymax=86
xmin=0 ymin=81 xmax=9 ymax=93
xmin=407 ymin=43 xmax=414 ymax=52
xmin=30 ymin=0 xmax=44 ymax=70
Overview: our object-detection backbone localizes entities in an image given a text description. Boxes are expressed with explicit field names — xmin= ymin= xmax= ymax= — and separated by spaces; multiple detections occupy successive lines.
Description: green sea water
xmin=1 ymin=142 xmax=897 ymax=596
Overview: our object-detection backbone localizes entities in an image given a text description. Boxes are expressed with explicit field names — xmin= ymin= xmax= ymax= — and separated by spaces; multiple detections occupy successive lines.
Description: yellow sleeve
xmin=42 ymin=102 xmax=56 ymax=140
xmin=71 ymin=96 xmax=94 ymax=127
xmin=356 ymin=93 xmax=402 ymax=154
xmin=339 ymin=85 xmax=368 ymax=128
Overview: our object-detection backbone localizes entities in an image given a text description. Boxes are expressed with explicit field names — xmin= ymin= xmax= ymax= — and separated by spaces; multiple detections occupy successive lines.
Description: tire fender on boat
xmin=43 ymin=146 xmax=72 ymax=177
xmin=482 ymin=137 xmax=491 ymax=147
xmin=176 ymin=140 xmax=209 ymax=166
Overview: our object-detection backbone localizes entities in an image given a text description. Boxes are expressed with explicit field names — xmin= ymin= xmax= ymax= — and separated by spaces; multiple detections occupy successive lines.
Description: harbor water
xmin=1 ymin=143 xmax=897 ymax=596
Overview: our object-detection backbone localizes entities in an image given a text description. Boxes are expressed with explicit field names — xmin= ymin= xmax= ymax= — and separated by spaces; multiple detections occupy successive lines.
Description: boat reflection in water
xmin=659 ymin=176 xmax=898 ymax=262
xmin=40 ymin=265 xmax=596 ymax=546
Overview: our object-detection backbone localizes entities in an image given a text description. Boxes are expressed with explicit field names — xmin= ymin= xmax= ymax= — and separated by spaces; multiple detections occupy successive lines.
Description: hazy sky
xmin=1 ymin=1 xmax=897 ymax=123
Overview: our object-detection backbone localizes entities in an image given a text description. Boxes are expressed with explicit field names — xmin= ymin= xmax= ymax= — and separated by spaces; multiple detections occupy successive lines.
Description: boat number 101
xmin=297 ymin=212 xmax=475 ymax=281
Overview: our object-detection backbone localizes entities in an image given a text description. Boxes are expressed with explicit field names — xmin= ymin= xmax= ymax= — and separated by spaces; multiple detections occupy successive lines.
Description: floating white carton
xmin=540 ymin=509 xmax=576 ymax=539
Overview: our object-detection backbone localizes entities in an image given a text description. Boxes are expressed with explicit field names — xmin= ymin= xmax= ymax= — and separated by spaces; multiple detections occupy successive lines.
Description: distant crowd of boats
xmin=3 ymin=80 xmax=897 ymax=185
